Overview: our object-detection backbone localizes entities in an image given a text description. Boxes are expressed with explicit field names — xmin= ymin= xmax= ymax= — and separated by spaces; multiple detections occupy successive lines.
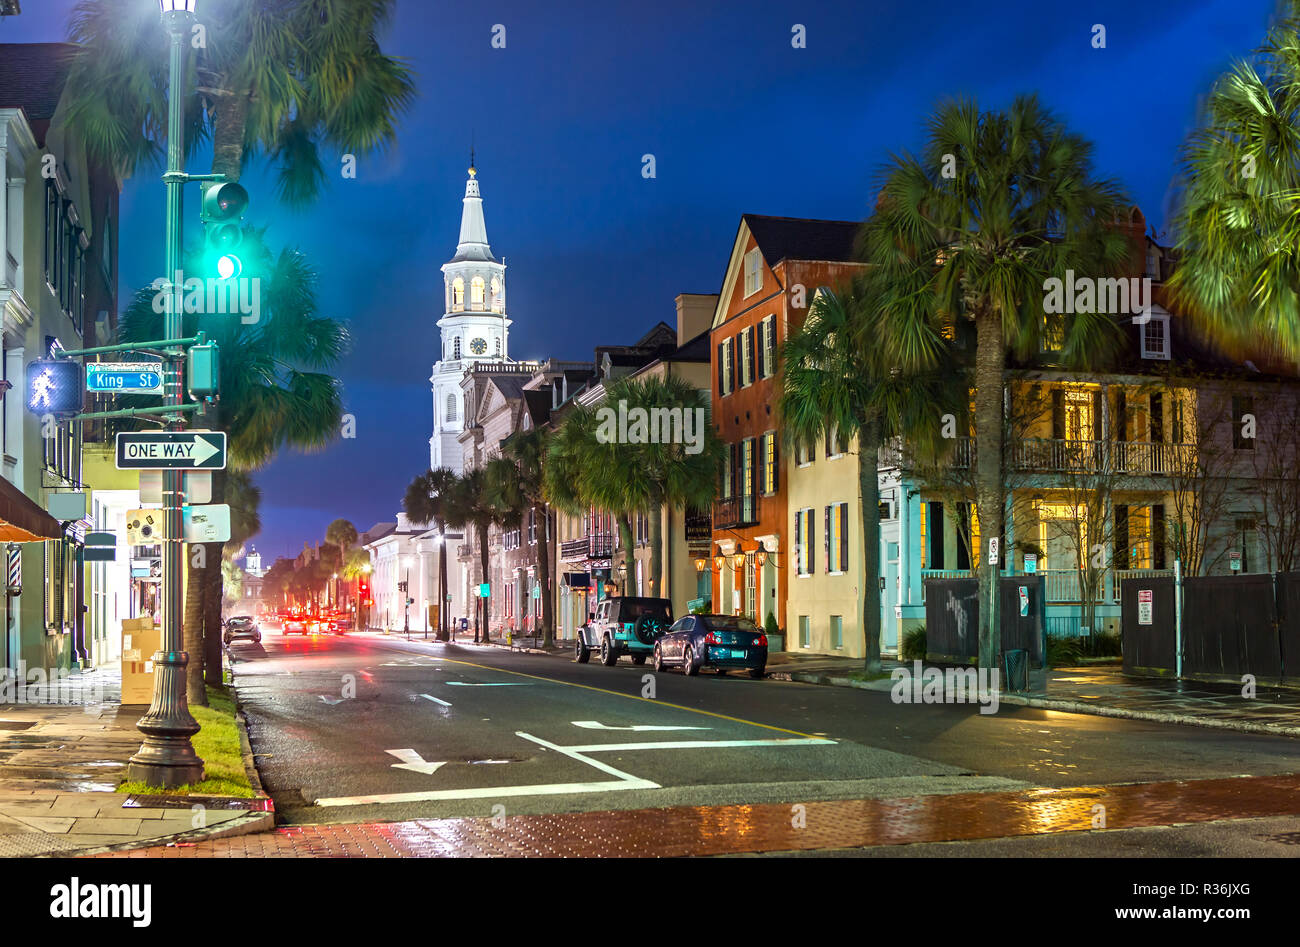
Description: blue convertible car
xmin=653 ymin=614 xmax=768 ymax=678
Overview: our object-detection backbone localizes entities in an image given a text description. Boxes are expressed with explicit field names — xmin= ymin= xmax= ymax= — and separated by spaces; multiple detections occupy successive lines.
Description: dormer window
xmin=1141 ymin=315 xmax=1170 ymax=360
xmin=743 ymin=247 xmax=763 ymax=298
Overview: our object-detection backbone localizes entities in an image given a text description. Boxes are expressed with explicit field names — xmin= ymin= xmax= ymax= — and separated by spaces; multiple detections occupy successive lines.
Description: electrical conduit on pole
xmin=127 ymin=3 xmax=204 ymax=788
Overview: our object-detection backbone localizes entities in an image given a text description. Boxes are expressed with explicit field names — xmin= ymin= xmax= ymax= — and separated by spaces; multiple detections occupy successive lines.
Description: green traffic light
xmin=217 ymin=254 xmax=240 ymax=279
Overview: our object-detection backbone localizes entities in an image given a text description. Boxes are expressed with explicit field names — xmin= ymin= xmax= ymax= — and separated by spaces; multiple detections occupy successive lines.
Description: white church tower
xmin=429 ymin=161 xmax=512 ymax=473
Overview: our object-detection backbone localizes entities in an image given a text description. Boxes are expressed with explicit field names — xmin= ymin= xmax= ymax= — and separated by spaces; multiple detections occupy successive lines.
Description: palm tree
xmin=403 ymin=468 xmax=458 ymax=641
xmin=442 ymin=468 xmax=503 ymax=643
xmin=63 ymin=0 xmax=414 ymax=202
xmin=1169 ymin=1 xmax=1300 ymax=358
xmin=324 ymin=518 xmax=358 ymax=605
xmin=117 ymin=230 xmax=347 ymax=704
xmin=779 ymin=282 xmax=961 ymax=673
xmin=484 ymin=428 xmax=559 ymax=646
xmin=860 ymin=96 xmax=1130 ymax=670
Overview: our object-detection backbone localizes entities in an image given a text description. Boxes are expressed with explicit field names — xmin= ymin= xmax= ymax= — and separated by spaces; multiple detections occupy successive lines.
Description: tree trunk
xmin=438 ymin=524 xmax=449 ymax=641
xmin=202 ymin=467 xmax=227 ymax=687
xmin=538 ymin=507 xmax=554 ymax=647
xmin=649 ymin=504 xmax=664 ymax=601
xmin=973 ymin=309 xmax=1007 ymax=672
xmin=182 ymin=549 xmax=206 ymax=706
xmin=208 ymin=91 xmax=248 ymax=181
xmin=858 ymin=418 xmax=883 ymax=674
xmin=479 ymin=520 xmax=491 ymax=643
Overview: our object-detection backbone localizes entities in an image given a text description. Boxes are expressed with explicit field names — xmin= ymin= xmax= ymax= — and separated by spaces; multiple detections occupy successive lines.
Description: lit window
xmin=761 ymin=431 xmax=778 ymax=495
xmin=1141 ymin=316 xmax=1169 ymax=360
xmin=471 ymin=276 xmax=485 ymax=309
xmin=452 ymin=278 xmax=464 ymax=311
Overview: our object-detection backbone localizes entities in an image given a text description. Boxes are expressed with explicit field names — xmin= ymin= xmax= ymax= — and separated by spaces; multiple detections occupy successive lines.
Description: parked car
xmin=576 ymin=596 xmax=673 ymax=666
xmin=653 ymin=614 xmax=768 ymax=678
xmin=223 ymin=615 xmax=261 ymax=646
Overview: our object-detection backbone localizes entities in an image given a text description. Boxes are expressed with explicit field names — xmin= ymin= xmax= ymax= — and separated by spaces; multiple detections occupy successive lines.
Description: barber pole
xmin=5 ymin=544 xmax=20 ymax=596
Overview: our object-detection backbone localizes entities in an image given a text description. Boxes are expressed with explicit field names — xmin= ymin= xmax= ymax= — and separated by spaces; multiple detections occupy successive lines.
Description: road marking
xmin=419 ymin=693 xmax=451 ymax=707
xmin=445 ymin=681 xmax=531 ymax=687
xmin=568 ymin=737 xmax=835 ymax=752
xmin=315 ymin=732 xmax=657 ymax=807
xmin=319 ymin=695 xmax=344 ymax=705
xmin=572 ymin=720 xmax=709 ymax=732
xmin=470 ymin=760 xmax=512 ymax=765
xmin=372 ymin=647 xmax=823 ymax=739
xmin=385 ymin=748 xmax=446 ymax=775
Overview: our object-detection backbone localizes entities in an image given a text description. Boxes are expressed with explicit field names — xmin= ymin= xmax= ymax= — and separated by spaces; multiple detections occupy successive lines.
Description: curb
xmin=773 ymin=669 xmax=1300 ymax=738
xmin=52 ymin=808 xmax=276 ymax=858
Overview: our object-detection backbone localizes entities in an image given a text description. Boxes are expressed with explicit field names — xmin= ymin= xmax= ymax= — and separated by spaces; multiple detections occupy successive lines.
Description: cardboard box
xmin=121 ymin=617 xmax=162 ymax=705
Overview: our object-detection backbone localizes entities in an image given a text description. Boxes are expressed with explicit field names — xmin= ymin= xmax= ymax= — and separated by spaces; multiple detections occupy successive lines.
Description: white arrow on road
xmin=445 ymin=681 xmax=530 ymax=687
xmin=572 ymin=720 xmax=709 ymax=732
xmin=191 ymin=435 xmax=221 ymax=467
xmin=385 ymin=748 xmax=446 ymax=775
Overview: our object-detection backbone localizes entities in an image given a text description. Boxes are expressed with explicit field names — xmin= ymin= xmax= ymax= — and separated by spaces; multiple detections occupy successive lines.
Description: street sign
xmin=1230 ymin=551 xmax=1242 ymax=572
xmin=182 ymin=504 xmax=231 ymax=543
xmin=126 ymin=510 xmax=162 ymax=546
xmin=1024 ymin=553 xmax=1037 ymax=573
xmin=86 ymin=362 xmax=165 ymax=395
xmin=987 ymin=536 xmax=999 ymax=566
xmin=84 ymin=531 xmax=116 ymax=562
xmin=1018 ymin=585 xmax=1029 ymax=617
xmin=48 ymin=491 xmax=86 ymax=520
xmin=115 ymin=431 xmax=226 ymax=469
xmin=139 ymin=470 xmax=212 ymax=504
xmin=1138 ymin=588 xmax=1153 ymax=626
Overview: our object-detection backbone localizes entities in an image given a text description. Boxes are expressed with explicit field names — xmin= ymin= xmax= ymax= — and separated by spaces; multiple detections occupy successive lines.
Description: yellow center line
xmin=377 ymin=642 xmax=822 ymax=740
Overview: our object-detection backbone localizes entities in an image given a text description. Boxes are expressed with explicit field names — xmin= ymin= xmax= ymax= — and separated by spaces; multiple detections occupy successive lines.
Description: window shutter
xmin=772 ymin=436 xmax=780 ymax=493
xmin=1152 ymin=505 xmax=1166 ymax=569
xmin=930 ymin=501 xmax=945 ymax=570
xmin=809 ymin=510 xmax=816 ymax=575
xmin=1115 ymin=389 xmax=1128 ymax=442
xmin=824 ymin=506 xmax=831 ymax=572
xmin=730 ymin=338 xmax=738 ymax=393
xmin=749 ymin=326 xmax=758 ymax=384
xmin=1150 ymin=393 xmax=1164 ymax=443
xmin=1114 ymin=504 xmax=1129 ymax=570
xmin=717 ymin=343 xmax=724 ymax=395
xmin=794 ymin=509 xmax=803 ymax=574
xmin=839 ymin=502 xmax=849 ymax=572
xmin=1051 ymin=389 xmax=1065 ymax=440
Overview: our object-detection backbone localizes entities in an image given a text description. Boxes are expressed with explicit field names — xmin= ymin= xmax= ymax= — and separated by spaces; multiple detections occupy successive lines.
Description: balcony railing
xmin=713 ymin=495 xmax=757 ymax=529
xmin=946 ymin=437 xmax=1195 ymax=476
xmin=560 ymin=533 xmax=613 ymax=562
xmin=921 ymin=567 xmax=1173 ymax=604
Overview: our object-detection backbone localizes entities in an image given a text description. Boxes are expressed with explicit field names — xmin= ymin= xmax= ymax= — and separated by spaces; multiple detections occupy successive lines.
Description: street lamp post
xmin=128 ymin=0 xmax=204 ymax=788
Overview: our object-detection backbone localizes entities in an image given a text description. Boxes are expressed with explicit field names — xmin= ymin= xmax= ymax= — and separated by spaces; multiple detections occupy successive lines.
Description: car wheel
xmin=716 ymin=667 xmax=727 ymax=676
xmin=630 ymin=654 xmax=647 ymax=666
xmin=749 ymin=664 xmax=766 ymax=680
xmin=653 ymin=642 xmax=666 ymax=673
xmin=600 ymin=635 xmax=618 ymax=667
xmin=683 ymin=646 xmax=699 ymax=676
xmin=575 ymin=635 xmax=591 ymax=664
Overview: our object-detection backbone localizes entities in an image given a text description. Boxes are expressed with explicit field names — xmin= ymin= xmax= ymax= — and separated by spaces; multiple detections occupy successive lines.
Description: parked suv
xmin=576 ymin=596 xmax=673 ymax=666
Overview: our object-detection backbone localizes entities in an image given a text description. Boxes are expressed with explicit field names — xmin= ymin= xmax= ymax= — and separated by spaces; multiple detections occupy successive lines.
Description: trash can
xmin=1003 ymin=648 xmax=1029 ymax=692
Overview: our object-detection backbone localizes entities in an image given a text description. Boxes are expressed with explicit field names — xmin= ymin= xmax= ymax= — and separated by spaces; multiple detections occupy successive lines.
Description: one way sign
xmin=115 ymin=431 xmax=227 ymax=470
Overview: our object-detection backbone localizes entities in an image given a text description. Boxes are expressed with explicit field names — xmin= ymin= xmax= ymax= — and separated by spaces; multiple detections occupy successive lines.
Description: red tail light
xmin=754 ymin=634 xmax=768 ymax=647
xmin=704 ymin=632 xmax=720 ymax=645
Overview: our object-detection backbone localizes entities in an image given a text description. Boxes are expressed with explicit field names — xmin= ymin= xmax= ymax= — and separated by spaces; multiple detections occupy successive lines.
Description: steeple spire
xmin=452 ymin=158 xmax=494 ymax=263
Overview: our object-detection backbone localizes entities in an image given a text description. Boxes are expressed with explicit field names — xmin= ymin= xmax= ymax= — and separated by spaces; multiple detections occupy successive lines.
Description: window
xmin=796 ymin=441 xmax=813 ymax=467
xmin=825 ymin=502 xmax=848 ymax=573
xmin=795 ymin=508 xmax=815 ymax=575
xmin=1041 ymin=312 xmax=1064 ymax=353
xmin=1141 ymin=315 xmax=1170 ymax=360
xmin=494 ymin=337 xmax=502 ymax=357
xmin=1236 ymin=518 xmax=1256 ymax=573
xmin=830 ymin=615 xmax=844 ymax=650
xmin=798 ymin=615 xmax=811 ymax=649
xmin=1232 ymin=395 xmax=1255 ymax=450
xmin=470 ymin=276 xmax=485 ymax=309
xmin=759 ymin=315 xmax=776 ymax=379
xmin=445 ymin=393 xmax=458 ymax=423
xmin=722 ymin=442 xmax=734 ymax=498
xmin=528 ymin=509 xmax=537 ymax=545
xmin=452 ymin=337 xmax=462 ymax=359
xmin=717 ymin=338 xmax=735 ymax=396
xmin=827 ymin=427 xmax=844 ymax=458
xmin=452 ymin=277 xmax=465 ymax=311
xmin=490 ymin=276 xmax=503 ymax=312
xmin=739 ymin=327 xmax=754 ymax=387
xmin=741 ymin=438 xmax=755 ymax=520
xmin=761 ymin=431 xmax=778 ymax=496
xmin=743 ymin=247 xmax=763 ymax=298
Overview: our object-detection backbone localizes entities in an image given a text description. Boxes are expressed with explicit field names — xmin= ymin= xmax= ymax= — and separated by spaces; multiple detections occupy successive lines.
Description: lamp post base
xmin=129 ymin=651 xmax=204 ymax=788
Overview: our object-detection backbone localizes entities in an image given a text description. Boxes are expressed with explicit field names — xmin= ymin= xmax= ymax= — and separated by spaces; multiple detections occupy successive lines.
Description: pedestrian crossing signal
xmin=25 ymin=358 xmax=81 ymax=416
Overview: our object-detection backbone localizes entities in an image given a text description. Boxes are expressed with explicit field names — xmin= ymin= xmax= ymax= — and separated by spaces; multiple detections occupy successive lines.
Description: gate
xmin=1121 ymin=576 xmax=1176 ymax=677
xmin=1183 ymin=574 xmax=1281 ymax=682
xmin=923 ymin=575 xmax=1044 ymax=666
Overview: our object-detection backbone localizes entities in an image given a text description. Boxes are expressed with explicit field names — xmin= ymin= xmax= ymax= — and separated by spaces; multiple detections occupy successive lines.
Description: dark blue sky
xmin=3 ymin=0 xmax=1279 ymax=561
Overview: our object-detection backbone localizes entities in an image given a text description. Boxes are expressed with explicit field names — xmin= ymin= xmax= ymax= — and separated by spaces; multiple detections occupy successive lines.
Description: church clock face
xmin=469 ymin=337 xmax=487 ymax=356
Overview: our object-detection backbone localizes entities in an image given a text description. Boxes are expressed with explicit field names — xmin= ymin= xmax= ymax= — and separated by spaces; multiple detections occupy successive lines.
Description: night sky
xmin=1 ymin=0 xmax=1278 ymax=561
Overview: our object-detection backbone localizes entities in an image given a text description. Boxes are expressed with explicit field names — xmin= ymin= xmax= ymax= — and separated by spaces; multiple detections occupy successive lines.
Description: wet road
xmin=228 ymin=629 xmax=1300 ymax=835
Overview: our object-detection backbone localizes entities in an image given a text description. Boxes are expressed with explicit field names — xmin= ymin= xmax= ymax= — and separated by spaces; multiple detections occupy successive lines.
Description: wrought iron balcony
xmin=559 ymin=533 xmax=614 ymax=562
xmin=946 ymin=437 xmax=1195 ymax=476
xmin=713 ymin=495 xmax=757 ymax=529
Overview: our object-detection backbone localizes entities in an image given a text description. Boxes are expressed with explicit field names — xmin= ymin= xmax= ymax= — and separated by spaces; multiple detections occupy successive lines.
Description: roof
xmin=666 ymin=328 xmax=711 ymax=362
xmin=742 ymin=214 xmax=862 ymax=267
xmin=0 ymin=43 xmax=76 ymax=124
xmin=360 ymin=521 xmax=398 ymax=545
xmin=522 ymin=389 xmax=552 ymax=426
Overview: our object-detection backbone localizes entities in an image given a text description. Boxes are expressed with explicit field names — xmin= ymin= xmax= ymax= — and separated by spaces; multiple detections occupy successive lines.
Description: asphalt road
xmin=229 ymin=629 xmax=1300 ymax=827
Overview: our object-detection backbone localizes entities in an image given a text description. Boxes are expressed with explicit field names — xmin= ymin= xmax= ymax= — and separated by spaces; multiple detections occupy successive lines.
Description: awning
xmin=0 ymin=476 xmax=65 ymax=543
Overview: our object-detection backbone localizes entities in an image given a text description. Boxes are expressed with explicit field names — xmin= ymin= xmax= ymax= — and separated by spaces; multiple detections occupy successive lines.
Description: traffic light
xmin=25 ymin=358 xmax=81 ymax=416
xmin=200 ymin=181 xmax=249 ymax=279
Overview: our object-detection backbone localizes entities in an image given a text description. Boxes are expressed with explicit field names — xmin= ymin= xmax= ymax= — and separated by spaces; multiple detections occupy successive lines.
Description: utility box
xmin=120 ymin=616 xmax=162 ymax=705
xmin=187 ymin=342 xmax=220 ymax=397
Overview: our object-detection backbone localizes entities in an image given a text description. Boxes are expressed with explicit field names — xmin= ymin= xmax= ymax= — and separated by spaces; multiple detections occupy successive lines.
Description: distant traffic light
xmin=25 ymin=358 xmax=81 ymax=416
xmin=200 ymin=181 xmax=249 ymax=279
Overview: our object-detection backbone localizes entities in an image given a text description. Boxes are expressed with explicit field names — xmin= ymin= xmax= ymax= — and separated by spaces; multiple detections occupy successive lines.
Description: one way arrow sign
xmin=115 ymin=431 xmax=227 ymax=470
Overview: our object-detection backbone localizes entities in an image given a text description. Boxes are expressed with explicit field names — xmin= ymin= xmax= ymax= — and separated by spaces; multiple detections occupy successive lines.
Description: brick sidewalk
xmin=96 ymin=772 xmax=1300 ymax=858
